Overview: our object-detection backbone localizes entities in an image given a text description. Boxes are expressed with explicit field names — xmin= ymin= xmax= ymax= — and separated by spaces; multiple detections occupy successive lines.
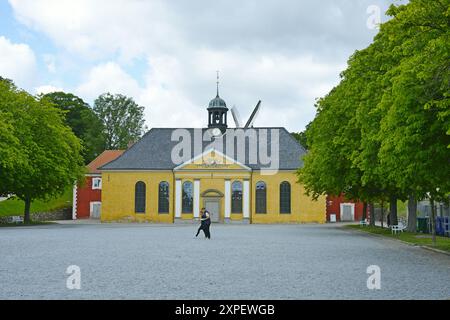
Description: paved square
xmin=0 ymin=223 xmax=449 ymax=299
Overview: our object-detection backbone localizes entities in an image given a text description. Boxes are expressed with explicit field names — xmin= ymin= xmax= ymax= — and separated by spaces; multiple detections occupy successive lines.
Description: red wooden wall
xmin=326 ymin=195 xmax=366 ymax=222
xmin=76 ymin=176 xmax=101 ymax=219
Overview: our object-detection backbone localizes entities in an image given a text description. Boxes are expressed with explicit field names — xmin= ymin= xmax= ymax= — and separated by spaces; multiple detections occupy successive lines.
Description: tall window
xmin=182 ymin=181 xmax=193 ymax=213
xmin=232 ymin=181 xmax=243 ymax=214
xmin=135 ymin=181 xmax=146 ymax=213
xmin=158 ymin=181 xmax=170 ymax=214
xmin=256 ymin=181 xmax=267 ymax=214
xmin=280 ymin=181 xmax=291 ymax=214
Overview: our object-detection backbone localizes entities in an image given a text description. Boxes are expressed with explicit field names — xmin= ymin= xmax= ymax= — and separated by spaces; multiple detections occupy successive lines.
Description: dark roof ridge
xmin=280 ymin=127 xmax=308 ymax=154
xmin=99 ymin=129 xmax=154 ymax=170
xmin=100 ymin=127 xmax=306 ymax=170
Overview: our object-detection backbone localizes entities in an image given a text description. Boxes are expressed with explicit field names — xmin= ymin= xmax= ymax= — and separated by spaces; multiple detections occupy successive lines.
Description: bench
xmin=391 ymin=222 xmax=406 ymax=235
xmin=359 ymin=219 xmax=368 ymax=227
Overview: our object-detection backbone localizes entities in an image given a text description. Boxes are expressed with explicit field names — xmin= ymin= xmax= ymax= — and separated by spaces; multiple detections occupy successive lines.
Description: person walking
xmin=195 ymin=208 xmax=211 ymax=239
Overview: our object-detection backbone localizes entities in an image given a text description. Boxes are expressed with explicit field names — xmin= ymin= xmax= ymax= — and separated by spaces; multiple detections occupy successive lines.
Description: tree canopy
xmin=291 ymin=122 xmax=311 ymax=150
xmin=93 ymin=93 xmax=147 ymax=150
xmin=0 ymin=78 xmax=85 ymax=222
xmin=297 ymin=0 xmax=450 ymax=231
xmin=41 ymin=92 xmax=106 ymax=163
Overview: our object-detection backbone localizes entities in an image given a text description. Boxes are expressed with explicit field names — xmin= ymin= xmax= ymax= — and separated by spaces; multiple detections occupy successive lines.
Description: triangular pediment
xmin=174 ymin=149 xmax=251 ymax=171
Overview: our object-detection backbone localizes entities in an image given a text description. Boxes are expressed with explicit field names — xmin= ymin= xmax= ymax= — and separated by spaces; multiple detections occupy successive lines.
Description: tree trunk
xmin=24 ymin=196 xmax=32 ymax=223
xmin=362 ymin=202 xmax=367 ymax=220
xmin=369 ymin=203 xmax=375 ymax=226
xmin=407 ymin=194 xmax=417 ymax=233
xmin=381 ymin=200 xmax=384 ymax=228
xmin=390 ymin=196 xmax=398 ymax=226
xmin=430 ymin=197 xmax=436 ymax=246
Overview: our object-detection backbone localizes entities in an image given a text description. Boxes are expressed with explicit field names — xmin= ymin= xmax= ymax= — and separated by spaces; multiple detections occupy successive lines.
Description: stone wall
xmin=0 ymin=207 xmax=72 ymax=223
xmin=31 ymin=207 xmax=72 ymax=221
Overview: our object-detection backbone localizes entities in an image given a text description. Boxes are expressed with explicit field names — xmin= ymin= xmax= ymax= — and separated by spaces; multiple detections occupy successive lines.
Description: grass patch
xmin=397 ymin=200 xmax=407 ymax=218
xmin=0 ymin=221 xmax=56 ymax=228
xmin=0 ymin=188 xmax=72 ymax=217
xmin=346 ymin=224 xmax=450 ymax=253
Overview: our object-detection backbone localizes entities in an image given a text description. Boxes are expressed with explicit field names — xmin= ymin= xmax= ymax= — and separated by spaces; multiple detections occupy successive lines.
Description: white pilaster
xmin=175 ymin=179 xmax=182 ymax=219
xmin=72 ymin=182 xmax=77 ymax=220
xmin=193 ymin=180 xmax=200 ymax=219
xmin=243 ymin=180 xmax=250 ymax=220
xmin=224 ymin=180 xmax=231 ymax=220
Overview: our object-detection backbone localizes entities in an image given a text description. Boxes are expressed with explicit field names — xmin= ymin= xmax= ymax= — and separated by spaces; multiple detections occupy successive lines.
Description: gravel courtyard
xmin=0 ymin=223 xmax=449 ymax=300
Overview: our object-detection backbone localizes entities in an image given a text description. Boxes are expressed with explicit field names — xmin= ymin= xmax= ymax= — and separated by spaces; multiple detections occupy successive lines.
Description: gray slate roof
xmin=100 ymin=127 xmax=306 ymax=171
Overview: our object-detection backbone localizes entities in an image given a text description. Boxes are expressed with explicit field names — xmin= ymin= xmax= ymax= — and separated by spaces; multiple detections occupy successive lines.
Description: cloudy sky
xmin=0 ymin=0 xmax=399 ymax=132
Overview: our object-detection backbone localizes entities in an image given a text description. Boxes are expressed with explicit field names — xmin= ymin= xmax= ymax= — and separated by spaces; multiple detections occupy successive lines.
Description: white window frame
xmin=92 ymin=177 xmax=102 ymax=190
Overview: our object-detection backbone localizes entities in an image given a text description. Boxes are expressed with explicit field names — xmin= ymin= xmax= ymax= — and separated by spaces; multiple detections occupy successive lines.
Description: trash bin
xmin=444 ymin=217 xmax=449 ymax=237
xmin=330 ymin=214 xmax=337 ymax=223
xmin=436 ymin=217 xmax=444 ymax=236
xmin=417 ymin=217 xmax=429 ymax=233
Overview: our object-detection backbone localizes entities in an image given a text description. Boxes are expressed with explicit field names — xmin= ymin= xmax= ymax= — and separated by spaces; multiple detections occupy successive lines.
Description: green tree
xmin=376 ymin=0 xmax=450 ymax=238
xmin=297 ymin=82 xmax=362 ymax=201
xmin=0 ymin=78 xmax=27 ymax=196
xmin=41 ymin=92 xmax=106 ymax=163
xmin=291 ymin=122 xmax=311 ymax=150
xmin=0 ymin=79 xmax=85 ymax=222
xmin=298 ymin=0 xmax=449 ymax=235
xmin=93 ymin=93 xmax=147 ymax=149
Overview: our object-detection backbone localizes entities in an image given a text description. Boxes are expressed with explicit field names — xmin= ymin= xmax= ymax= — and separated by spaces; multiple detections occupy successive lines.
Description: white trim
xmin=175 ymin=173 xmax=214 ymax=177
xmin=92 ymin=177 xmax=102 ymax=190
xmin=72 ymin=182 xmax=77 ymax=220
xmin=243 ymin=180 xmax=250 ymax=219
xmin=340 ymin=203 xmax=355 ymax=221
xmin=100 ymin=170 xmax=174 ymax=173
xmin=173 ymin=148 xmax=252 ymax=171
xmin=224 ymin=180 xmax=231 ymax=219
xmin=208 ymin=173 xmax=252 ymax=176
xmin=175 ymin=170 xmax=252 ymax=173
xmin=174 ymin=172 xmax=251 ymax=177
xmin=193 ymin=180 xmax=200 ymax=218
xmin=175 ymin=179 xmax=182 ymax=218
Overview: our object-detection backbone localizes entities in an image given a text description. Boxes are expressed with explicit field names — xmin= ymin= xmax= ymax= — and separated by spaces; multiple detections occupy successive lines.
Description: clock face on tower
xmin=211 ymin=128 xmax=222 ymax=137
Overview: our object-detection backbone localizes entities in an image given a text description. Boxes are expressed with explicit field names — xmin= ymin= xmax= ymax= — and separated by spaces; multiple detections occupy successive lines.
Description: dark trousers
xmin=204 ymin=223 xmax=211 ymax=239
xmin=196 ymin=223 xmax=211 ymax=239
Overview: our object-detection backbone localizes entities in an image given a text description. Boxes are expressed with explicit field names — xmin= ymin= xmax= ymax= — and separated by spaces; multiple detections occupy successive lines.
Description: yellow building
xmin=99 ymin=90 xmax=325 ymax=224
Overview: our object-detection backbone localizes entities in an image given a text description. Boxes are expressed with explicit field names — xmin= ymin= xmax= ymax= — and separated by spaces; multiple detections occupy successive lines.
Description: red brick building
xmin=72 ymin=150 xmax=124 ymax=219
xmin=326 ymin=195 xmax=367 ymax=222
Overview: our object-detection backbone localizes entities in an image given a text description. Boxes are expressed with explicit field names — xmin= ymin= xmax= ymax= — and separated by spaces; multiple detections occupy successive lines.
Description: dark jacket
xmin=201 ymin=211 xmax=211 ymax=226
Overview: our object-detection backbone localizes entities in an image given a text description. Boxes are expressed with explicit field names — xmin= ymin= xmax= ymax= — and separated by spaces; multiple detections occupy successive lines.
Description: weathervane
xmin=216 ymin=70 xmax=220 ymax=97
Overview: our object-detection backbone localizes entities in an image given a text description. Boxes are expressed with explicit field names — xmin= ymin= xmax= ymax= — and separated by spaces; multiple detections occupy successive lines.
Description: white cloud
xmin=9 ymin=0 xmax=178 ymax=61
xmin=35 ymin=85 xmax=64 ymax=95
xmin=43 ymin=54 xmax=56 ymax=73
xmin=75 ymin=62 xmax=141 ymax=102
xmin=70 ymin=49 xmax=343 ymax=131
xmin=136 ymin=49 xmax=344 ymax=130
xmin=0 ymin=36 xmax=36 ymax=88
xmin=8 ymin=0 xmax=394 ymax=131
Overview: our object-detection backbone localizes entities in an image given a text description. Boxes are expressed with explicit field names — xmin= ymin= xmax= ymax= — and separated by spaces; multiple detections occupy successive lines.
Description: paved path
xmin=0 ymin=223 xmax=449 ymax=299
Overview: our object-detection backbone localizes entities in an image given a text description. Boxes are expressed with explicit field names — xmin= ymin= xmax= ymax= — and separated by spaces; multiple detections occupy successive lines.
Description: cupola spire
xmin=207 ymin=71 xmax=228 ymax=132
xmin=216 ymin=70 xmax=220 ymax=97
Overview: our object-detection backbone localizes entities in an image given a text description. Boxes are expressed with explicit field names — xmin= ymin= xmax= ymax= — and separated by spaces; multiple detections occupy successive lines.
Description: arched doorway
xmin=201 ymin=189 xmax=224 ymax=223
